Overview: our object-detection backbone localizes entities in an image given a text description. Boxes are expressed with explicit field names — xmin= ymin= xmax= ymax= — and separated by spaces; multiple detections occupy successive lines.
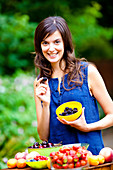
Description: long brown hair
xmin=34 ymin=16 xmax=87 ymax=90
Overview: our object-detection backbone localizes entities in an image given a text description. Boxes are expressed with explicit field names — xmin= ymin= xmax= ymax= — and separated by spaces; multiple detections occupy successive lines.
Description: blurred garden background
xmin=0 ymin=0 xmax=113 ymax=169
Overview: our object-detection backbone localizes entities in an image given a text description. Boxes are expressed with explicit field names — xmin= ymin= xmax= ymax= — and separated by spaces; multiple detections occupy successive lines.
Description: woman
xmin=34 ymin=16 xmax=113 ymax=155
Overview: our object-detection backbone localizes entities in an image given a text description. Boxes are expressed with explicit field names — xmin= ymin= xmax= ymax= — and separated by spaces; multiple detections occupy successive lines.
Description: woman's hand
xmin=35 ymin=77 xmax=50 ymax=104
xmin=57 ymin=107 xmax=89 ymax=132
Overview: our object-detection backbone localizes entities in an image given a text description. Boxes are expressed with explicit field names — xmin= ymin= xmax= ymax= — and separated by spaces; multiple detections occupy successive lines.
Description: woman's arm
xmin=34 ymin=77 xmax=50 ymax=140
xmin=87 ymin=64 xmax=113 ymax=131
xmin=57 ymin=64 xmax=113 ymax=132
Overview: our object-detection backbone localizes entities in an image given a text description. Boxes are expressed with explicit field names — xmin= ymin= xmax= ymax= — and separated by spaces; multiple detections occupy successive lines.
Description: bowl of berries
xmin=56 ymin=101 xmax=82 ymax=121
xmin=28 ymin=141 xmax=62 ymax=157
xmin=26 ymin=155 xmax=48 ymax=169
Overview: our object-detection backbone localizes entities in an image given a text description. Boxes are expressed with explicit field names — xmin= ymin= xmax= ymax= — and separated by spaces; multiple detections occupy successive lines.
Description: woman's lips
xmin=47 ymin=52 xmax=58 ymax=58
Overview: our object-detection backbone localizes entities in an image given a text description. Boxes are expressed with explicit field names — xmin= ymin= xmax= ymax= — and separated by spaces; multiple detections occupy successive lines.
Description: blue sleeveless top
xmin=47 ymin=62 xmax=104 ymax=155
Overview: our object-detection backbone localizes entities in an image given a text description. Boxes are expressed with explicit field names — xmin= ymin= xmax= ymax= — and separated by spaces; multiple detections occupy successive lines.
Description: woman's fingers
xmin=57 ymin=117 xmax=70 ymax=125
xmin=57 ymin=106 xmax=88 ymax=132
xmin=44 ymin=79 xmax=48 ymax=85
xmin=35 ymin=77 xmax=43 ymax=87
xmin=36 ymin=84 xmax=48 ymax=96
xmin=36 ymin=87 xmax=46 ymax=96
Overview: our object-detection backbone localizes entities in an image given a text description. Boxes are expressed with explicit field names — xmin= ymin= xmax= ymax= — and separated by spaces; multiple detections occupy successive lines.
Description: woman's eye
xmin=42 ymin=41 xmax=48 ymax=45
xmin=55 ymin=40 xmax=60 ymax=44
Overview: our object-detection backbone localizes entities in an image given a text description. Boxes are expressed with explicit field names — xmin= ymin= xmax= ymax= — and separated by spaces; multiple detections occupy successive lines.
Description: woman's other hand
xmin=34 ymin=77 xmax=50 ymax=104
xmin=57 ymin=107 xmax=89 ymax=132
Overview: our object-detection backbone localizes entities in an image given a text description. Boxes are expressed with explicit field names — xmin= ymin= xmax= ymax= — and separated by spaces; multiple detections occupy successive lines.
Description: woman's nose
xmin=49 ymin=43 xmax=55 ymax=51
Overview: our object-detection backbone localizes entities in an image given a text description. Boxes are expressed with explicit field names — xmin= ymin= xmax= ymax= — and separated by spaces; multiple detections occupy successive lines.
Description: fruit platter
xmin=50 ymin=144 xmax=89 ymax=170
xmin=5 ymin=141 xmax=113 ymax=170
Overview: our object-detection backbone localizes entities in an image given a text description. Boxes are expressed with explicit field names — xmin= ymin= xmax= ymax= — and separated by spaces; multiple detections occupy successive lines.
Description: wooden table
xmin=85 ymin=162 xmax=113 ymax=169
xmin=1 ymin=162 xmax=113 ymax=170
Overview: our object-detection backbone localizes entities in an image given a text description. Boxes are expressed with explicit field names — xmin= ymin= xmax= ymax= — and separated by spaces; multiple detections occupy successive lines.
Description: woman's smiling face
xmin=41 ymin=30 xmax=64 ymax=64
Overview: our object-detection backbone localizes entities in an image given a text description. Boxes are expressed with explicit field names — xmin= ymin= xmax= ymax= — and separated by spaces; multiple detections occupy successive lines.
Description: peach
xmin=7 ymin=158 xmax=17 ymax=168
xmin=99 ymin=147 xmax=113 ymax=162
xmin=26 ymin=151 xmax=40 ymax=160
xmin=15 ymin=152 xmax=28 ymax=160
xmin=17 ymin=159 xmax=26 ymax=168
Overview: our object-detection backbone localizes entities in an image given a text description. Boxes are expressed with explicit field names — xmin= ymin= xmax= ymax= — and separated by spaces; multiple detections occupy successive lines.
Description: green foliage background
xmin=0 ymin=0 xmax=113 ymax=169
xmin=0 ymin=70 xmax=42 ymax=169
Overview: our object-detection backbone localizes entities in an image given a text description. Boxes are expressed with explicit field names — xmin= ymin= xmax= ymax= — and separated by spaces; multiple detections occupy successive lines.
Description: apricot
xmin=17 ymin=158 xmax=26 ymax=168
xmin=7 ymin=158 xmax=17 ymax=168
xmin=88 ymin=155 xmax=99 ymax=166
xmin=97 ymin=155 xmax=105 ymax=164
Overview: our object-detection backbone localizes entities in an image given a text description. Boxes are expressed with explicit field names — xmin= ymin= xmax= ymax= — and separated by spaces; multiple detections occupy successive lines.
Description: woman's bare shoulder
xmin=88 ymin=63 xmax=98 ymax=74
xmin=88 ymin=63 xmax=102 ymax=82
xmin=88 ymin=63 xmax=103 ymax=92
